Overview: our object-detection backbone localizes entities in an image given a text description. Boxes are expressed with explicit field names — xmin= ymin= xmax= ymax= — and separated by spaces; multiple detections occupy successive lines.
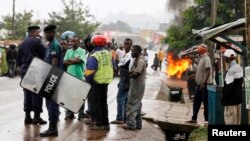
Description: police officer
xmin=6 ymin=44 xmax=18 ymax=77
xmin=39 ymin=25 xmax=62 ymax=137
xmin=85 ymin=34 xmax=114 ymax=130
xmin=17 ymin=25 xmax=47 ymax=125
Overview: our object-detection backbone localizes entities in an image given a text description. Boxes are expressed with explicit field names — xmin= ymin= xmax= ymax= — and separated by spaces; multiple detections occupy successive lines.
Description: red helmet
xmin=91 ymin=34 xmax=107 ymax=46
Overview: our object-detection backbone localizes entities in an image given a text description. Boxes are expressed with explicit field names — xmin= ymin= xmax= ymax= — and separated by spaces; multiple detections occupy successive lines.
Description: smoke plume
xmin=166 ymin=0 xmax=191 ymax=26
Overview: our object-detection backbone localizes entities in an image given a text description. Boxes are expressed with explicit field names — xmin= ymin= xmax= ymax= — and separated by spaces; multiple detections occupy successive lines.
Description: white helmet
xmin=223 ymin=49 xmax=237 ymax=58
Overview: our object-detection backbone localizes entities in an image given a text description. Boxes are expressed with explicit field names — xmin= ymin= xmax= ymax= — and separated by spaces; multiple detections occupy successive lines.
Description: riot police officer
xmin=17 ymin=25 xmax=47 ymax=124
xmin=39 ymin=24 xmax=62 ymax=137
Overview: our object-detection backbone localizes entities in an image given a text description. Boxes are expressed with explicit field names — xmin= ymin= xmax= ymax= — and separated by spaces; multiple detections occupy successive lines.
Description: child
xmin=151 ymin=53 xmax=159 ymax=71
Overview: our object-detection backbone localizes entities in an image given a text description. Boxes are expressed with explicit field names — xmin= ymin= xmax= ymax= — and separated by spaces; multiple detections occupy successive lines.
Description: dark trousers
xmin=45 ymin=99 xmax=60 ymax=122
xmin=151 ymin=64 xmax=158 ymax=71
xmin=192 ymin=84 xmax=208 ymax=121
xmin=92 ymin=83 xmax=109 ymax=126
xmin=21 ymin=74 xmax=43 ymax=113
xmin=87 ymin=86 xmax=95 ymax=121
xmin=159 ymin=60 xmax=162 ymax=71
xmin=65 ymin=104 xmax=85 ymax=117
xmin=86 ymin=98 xmax=92 ymax=114
xmin=7 ymin=60 xmax=16 ymax=77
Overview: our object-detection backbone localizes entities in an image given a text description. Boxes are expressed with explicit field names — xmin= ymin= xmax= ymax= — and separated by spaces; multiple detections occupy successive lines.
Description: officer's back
xmin=17 ymin=26 xmax=45 ymax=75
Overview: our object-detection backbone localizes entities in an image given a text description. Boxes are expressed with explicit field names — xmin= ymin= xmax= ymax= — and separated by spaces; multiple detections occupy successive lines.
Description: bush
xmin=188 ymin=127 xmax=208 ymax=141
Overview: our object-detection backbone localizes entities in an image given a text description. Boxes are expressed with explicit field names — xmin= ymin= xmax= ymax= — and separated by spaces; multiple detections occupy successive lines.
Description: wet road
xmin=0 ymin=50 xmax=166 ymax=141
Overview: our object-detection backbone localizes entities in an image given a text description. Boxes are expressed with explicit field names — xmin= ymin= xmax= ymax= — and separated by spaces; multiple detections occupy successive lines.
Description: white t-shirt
xmin=118 ymin=51 xmax=134 ymax=71
xmin=116 ymin=49 xmax=124 ymax=60
xmin=225 ymin=60 xmax=243 ymax=84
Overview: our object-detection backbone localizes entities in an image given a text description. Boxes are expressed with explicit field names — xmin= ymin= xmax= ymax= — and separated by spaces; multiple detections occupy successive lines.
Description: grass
xmin=188 ymin=127 xmax=208 ymax=141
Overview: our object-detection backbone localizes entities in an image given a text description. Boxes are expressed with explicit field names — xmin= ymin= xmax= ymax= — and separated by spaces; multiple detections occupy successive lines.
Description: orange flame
xmin=167 ymin=53 xmax=192 ymax=78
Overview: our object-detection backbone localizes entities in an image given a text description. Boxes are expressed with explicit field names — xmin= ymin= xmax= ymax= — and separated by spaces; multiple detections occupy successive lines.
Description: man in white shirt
xmin=222 ymin=49 xmax=243 ymax=125
xmin=116 ymin=45 xmax=125 ymax=61
xmin=111 ymin=38 xmax=134 ymax=124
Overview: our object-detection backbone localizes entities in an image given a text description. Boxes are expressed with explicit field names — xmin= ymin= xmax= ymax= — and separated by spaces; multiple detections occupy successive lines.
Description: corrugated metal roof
xmin=192 ymin=18 xmax=245 ymax=40
xmin=215 ymin=35 xmax=243 ymax=42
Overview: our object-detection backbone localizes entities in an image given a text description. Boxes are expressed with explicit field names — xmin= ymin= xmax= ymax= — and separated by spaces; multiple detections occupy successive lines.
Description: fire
xmin=167 ymin=53 xmax=191 ymax=78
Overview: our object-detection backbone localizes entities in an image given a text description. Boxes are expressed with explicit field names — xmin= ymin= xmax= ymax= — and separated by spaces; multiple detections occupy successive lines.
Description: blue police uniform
xmin=44 ymin=38 xmax=62 ymax=123
xmin=18 ymin=35 xmax=45 ymax=116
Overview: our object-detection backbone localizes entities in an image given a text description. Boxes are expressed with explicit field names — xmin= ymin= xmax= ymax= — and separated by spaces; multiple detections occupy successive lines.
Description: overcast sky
xmin=0 ymin=0 xmax=170 ymax=22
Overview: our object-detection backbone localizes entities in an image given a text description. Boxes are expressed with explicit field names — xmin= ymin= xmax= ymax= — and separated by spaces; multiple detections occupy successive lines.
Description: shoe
xmin=136 ymin=127 xmax=142 ymax=130
xmin=102 ymin=125 xmax=110 ymax=131
xmin=64 ymin=115 xmax=75 ymax=120
xmin=32 ymin=117 xmax=47 ymax=124
xmin=110 ymin=120 xmax=124 ymax=124
xmin=24 ymin=117 xmax=33 ymax=124
xmin=90 ymin=125 xmax=110 ymax=131
xmin=186 ymin=120 xmax=197 ymax=123
xmin=39 ymin=122 xmax=58 ymax=137
xmin=40 ymin=129 xmax=58 ymax=137
xmin=123 ymin=126 xmax=136 ymax=131
xmin=85 ymin=119 xmax=94 ymax=125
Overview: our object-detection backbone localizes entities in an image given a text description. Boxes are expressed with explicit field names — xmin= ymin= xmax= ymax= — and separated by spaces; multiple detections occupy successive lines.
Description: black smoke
xmin=166 ymin=0 xmax=190 ymax=26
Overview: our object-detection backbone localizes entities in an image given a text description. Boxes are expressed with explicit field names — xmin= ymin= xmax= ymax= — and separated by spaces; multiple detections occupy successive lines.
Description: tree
xmin=100 ymin=20 xmax=133 ymax=33
xmin=163 ymin=0 xmax=244 ymax=55
xmin=0 ymin=21 xmax=4 ymax=29
xmin=46 ymin=0 xmax=99 ymax=39
xmin=3 ymin=10 xmax=38 ymax=39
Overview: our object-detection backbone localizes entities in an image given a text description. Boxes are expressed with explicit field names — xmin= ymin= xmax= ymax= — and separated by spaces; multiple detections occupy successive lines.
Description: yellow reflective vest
xmin=91 ymin=50 xmax=113 ymax=84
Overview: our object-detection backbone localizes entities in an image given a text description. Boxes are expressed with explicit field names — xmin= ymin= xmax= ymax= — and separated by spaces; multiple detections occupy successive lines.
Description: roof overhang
xmin=192 ymin=18 xmax=246 ymax=55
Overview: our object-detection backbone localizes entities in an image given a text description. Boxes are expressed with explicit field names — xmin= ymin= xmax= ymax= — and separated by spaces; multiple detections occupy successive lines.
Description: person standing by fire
xmin=187 ymin=43 xmax=212 ymax=125
xmin=222 ymin=49 xmax=243 ymax=125
xmin=157 ymin=48 xmax=165 ymax=71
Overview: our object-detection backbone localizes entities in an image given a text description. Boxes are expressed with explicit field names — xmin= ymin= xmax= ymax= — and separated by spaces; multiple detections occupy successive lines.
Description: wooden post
xmin=209 ymin=0 xmax=218 ymax=82
xmin=245 ymin=0 xmax=250 ymax=124
xmin=11 ymin=0 xmax=15 ymax=40
xmin=211 ymin=0 xmax=218 ymax=26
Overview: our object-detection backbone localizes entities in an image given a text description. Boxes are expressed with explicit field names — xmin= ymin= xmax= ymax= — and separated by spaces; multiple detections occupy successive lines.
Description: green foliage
xmin=217 ymin=0 xmax=244 ymax=22
xmin=2 ymin=10 xmax=38 ymax=39
xmin=188 ymin=127 xmax=208 ymax=141
xmin=100 ymin=20 xmax=133 ymax=33
xmin=194 ymin=0 xmax=206 ymax=5
xmin=0 ymin=21 xmax=4 ymax=29
xmin=46 ymin=0 xmax=99 ymax=39
xmin=163 ymin=0 xmax=244 ymax=55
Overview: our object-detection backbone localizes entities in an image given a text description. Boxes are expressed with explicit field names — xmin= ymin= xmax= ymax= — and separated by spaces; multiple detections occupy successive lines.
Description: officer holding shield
xmin=39 ymin=25 xmax=62 ymax=137
xmin=17 ymin=25 xmax=47 ymax=125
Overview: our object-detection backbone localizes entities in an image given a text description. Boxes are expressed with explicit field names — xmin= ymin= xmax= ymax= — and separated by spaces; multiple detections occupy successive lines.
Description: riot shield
xmin=20 ymin=57 xmax=90 ymax=113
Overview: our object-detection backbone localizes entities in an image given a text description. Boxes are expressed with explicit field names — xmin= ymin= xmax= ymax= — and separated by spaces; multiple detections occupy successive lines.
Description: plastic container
xmin=207 ymin=85 xmax=224 ymax=124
